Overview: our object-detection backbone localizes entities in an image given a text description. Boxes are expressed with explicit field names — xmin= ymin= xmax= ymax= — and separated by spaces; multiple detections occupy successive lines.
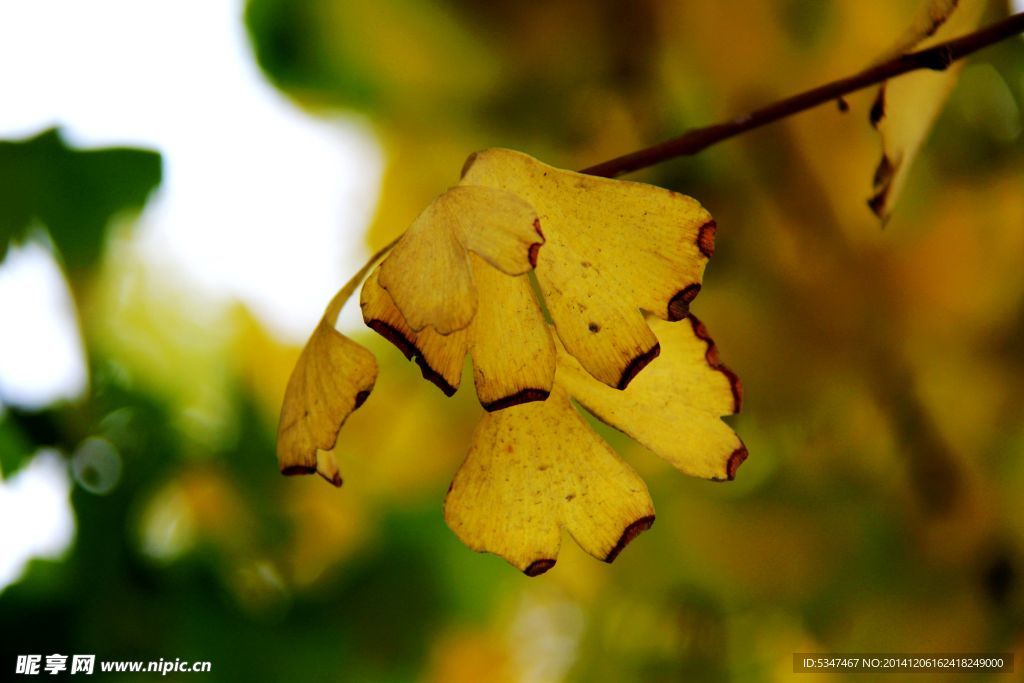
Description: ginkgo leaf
xmin=557 ymin=316 xmax=745 ymax=481
xmin=444 ymin=386 xmax=655 ymax=576
xmin=868 ymin=0 xmax=985 ymax=220
xmin=460 ymin=148 xmax=715 ymax=389
xmin=468 ymin=255 xmax=555 ymax=410
xmin=277 ymin=272 xmax=379 ymax=487
xmin=361 ymin=256 xmax=556 ymax=409
xmin=444 ymin=316 xmax=744 ymax=574
xmin=377 ymin=185 xmax=543 ymax=334
xmin=276 ymin=318 xmax=376 ymax=486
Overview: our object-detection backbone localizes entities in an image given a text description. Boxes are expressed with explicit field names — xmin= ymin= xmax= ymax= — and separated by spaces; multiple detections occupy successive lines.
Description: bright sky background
xmin=0 ymin=242 xmax=88 ymax=408
xmin=0 ymin=451 xmax=75 ymax=589
xmin=0 ymin=0 xmax=382 ymax=590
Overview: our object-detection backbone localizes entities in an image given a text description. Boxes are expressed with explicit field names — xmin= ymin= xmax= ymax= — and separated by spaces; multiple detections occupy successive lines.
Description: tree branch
xmin=581 ymin=12 xmax=1024 ymax=178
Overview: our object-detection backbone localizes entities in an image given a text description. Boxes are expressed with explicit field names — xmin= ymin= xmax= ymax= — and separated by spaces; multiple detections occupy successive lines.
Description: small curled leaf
xmin=276 ymin=318 xmax=377 ymax=487
xmin=868 ymin=0 xmax=985 ymax=221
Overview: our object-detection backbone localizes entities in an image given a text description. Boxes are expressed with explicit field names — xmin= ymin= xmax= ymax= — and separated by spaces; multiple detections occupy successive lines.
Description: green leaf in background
xmin=0 ymin=128 xmax=162 ymax=270
xmin=245 ymin=0 xmax=497 ymax=120
xmin=0 ymin=414 xmax=33 ymax=479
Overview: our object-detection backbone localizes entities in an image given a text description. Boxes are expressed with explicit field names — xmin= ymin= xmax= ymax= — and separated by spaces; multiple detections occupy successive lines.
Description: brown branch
xmin=581 ymin=12 xmax=1024 ymax=178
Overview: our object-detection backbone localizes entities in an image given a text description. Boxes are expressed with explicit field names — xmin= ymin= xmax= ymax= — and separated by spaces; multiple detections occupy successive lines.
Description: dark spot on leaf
xmin=618 ymin=343 xmax=661 ymax=390
xmin=867 ymin=192 xmax=889 ymax=220
xmin=368 ymin=319 xmax=458 ymax=397
xmin=318 ymin=470 xmax=343 ymax=487
xmin=366 ymin=320 xmax=416 ymax=359
xmin=668 ymin=284 xmax=701 ymax=321
xmin=528 ymin=218 xmax=545 ymax=268
xmin=922 ymin=3 xmax=956 ymax=39
xmin=528 ymin=243 xmax=541 ymax=268
xmin=872 ymin=155 xmax=895 ymax=189
xmin=868 ymin=152 xmax=898 ymax=221
xmin=482 ymin=388 xmax=549 ymax=412
xmin=689 ymin=315 xmax=743 ymax=413
xmin=727 ymin=445 xmax=748 ymax=480
xmin=565 ymin=493 xmax=576 ymax=502
xmin=869 ymin=88 xmax=886 ymax=128
xmin=281 ymin=464 xmax=317 ymax=476
xmin=836 ymin=96 xmax=849 ymax=113
xmin=460 ymin=151 xmax=478 ymax=178
xmin=605 ymin=515 xmax=655 ymax=563
xmin=414 ymin=356 xmax=457 ymax=397
xmin=524 ymin=559 xmax=556 ymax=577
xmin=588 ymin=322 xmax=600 ymax=333
xmin=697 ymin=219 xmax=717 ymax=258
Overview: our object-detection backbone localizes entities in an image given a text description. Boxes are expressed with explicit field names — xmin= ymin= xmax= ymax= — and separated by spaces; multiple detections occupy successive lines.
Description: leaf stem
xmin=324 ymin=234 xmax=402 ymax=324
xmin=580 ymin=12 xmax=1024 ymax=178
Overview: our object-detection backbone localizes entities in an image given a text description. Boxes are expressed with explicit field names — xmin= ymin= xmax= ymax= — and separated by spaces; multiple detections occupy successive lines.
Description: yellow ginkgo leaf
xmin=468 ymin=255 xmax=555 ymax=410
xmin=377 ymin=185 xmax=543 ymax=334
xmin=361 ymin=255 xmax=556 ymax=410
xmin=276 ymin=318 xmax=376 ymax=487
xmin=444 ymin=386 xmax=655 ymax=576
xmin=868 ymin=0 xmax=985 ymax=220
xmin=277 ymin=261 xmax=383 ymax=487
xmin=361 ymin=267 xmax=468 ymax=395
xmin=460 ymin=148 xmax=716 ymax=388
xmin=444 ymin=315 xmax=744 ymax=574
xmin=557 ymin=316 xmax=745 ymax=481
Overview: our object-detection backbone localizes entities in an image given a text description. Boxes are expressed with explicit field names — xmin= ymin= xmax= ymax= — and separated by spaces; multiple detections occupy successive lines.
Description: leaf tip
xmin=727 ymin=444 xmax=748 ymax=481
xmin=280 ymin=464 xmax=317 ymax=477
xmin=668 ymin=284 xmax=701 ymax=321
xmin=318 ymin=469 xmax=344 ymax=488
xmin=366 ymin=319 xmax=417 ymax=360
xmin=415 ymin=354 xmax=459 ymax=396
xmin=354 ymin=389 xmax=371 ymax=410
xmin=617 ymin=343 xmax=661 ymax=390
xmin=523 ymin=559 xmax=557 ymax=577
xmin=697 ymin=219 xmax=717 ymax=258
xmin=604 ymin=514 xmax=655 ymax=563
xmin=482 ymin=388 xmax=550 ymax=412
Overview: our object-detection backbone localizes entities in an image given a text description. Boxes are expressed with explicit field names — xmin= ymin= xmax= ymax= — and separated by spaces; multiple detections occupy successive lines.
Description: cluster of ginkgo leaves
xmin=276 ymin=149 xmax=745 ymax=575
xmin=275 ymin=0 xmax=989 ymax=575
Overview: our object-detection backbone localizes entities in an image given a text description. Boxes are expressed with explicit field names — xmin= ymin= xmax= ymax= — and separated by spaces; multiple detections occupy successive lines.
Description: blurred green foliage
xmin=2 ymin=1 xmax=1024 ymax=681
xmin=0 ymin=128 xmax=161 ymax=270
